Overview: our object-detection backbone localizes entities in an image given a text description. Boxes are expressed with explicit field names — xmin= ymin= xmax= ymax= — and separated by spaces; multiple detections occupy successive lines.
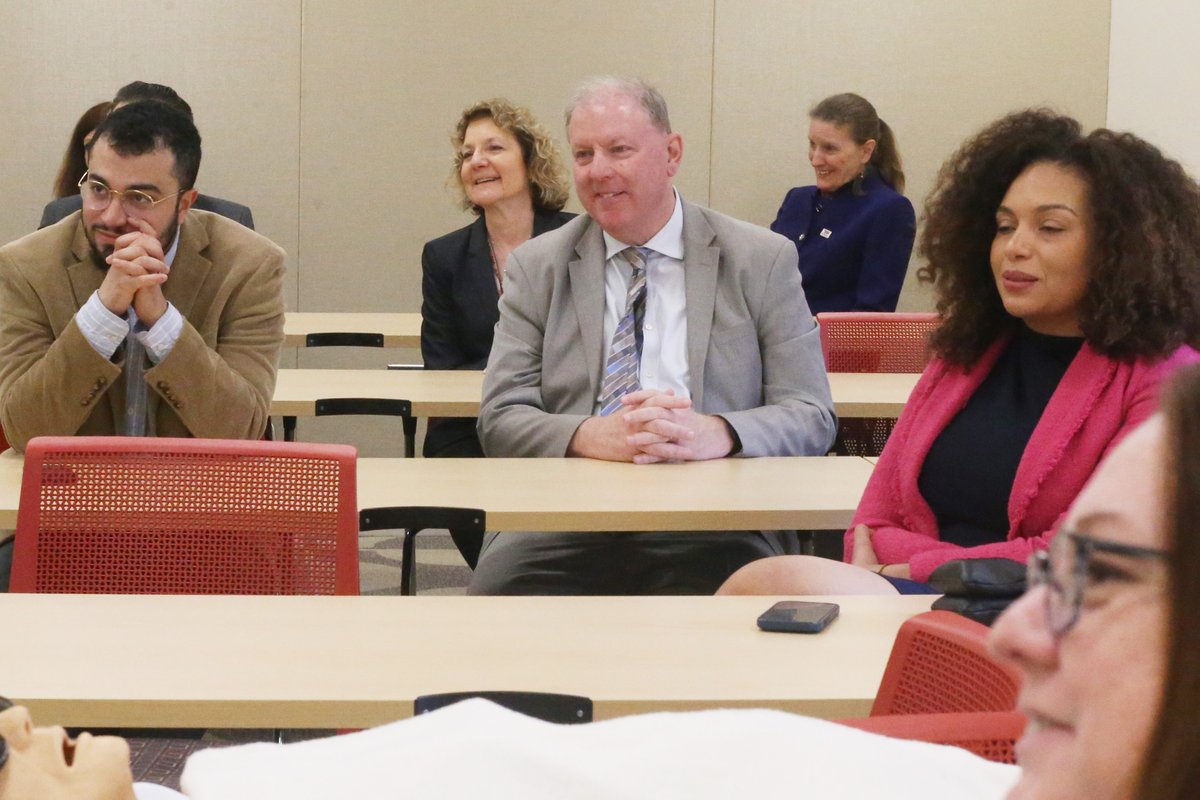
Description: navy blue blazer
xmin=770 ymin=171 xmax=915 ymax=313
xmin=420 ymin=208 xmax=574 ymax=457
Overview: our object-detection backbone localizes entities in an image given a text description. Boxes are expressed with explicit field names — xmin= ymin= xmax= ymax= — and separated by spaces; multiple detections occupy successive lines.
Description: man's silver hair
xmin=564 ymin=76 xmax=672 ymax=134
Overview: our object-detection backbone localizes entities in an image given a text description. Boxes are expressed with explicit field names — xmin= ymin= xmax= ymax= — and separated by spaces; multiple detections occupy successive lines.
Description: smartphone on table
xmin=756 ymin=601 xmax=840 ymax=633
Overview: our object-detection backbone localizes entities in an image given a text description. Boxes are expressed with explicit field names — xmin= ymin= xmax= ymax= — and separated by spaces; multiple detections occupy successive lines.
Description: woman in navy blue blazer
xmin=771 ymin=93 xmax=915 ymax=313
xmin=421 ymin=99 xmax=573 ymax=458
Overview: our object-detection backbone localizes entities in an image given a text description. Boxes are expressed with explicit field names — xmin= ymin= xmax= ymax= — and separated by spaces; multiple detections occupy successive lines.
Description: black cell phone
xmin=756 ymin=601 xmax=840 ymax=633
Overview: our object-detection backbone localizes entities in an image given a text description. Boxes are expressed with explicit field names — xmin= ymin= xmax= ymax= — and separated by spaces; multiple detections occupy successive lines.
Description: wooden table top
xmin=0 ymin=453 xmax=873 ymax=532
xmin=284 ymin=312 xmax=421 ymax=349
xmin=271 ymin=369 xmax=920 ymax=419
xmin=353 ymin=455 xmax=874 ymax=531
xmin=3 ymin=593 xmax=935 ymax=728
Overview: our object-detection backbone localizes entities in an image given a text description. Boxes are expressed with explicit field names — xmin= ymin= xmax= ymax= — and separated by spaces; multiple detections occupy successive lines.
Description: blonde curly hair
xmin=451 ymin=98 xmax=570 ymax=215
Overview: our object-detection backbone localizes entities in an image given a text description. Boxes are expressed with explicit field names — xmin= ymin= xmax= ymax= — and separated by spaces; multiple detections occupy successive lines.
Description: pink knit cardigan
xmin=845 ymin=338 xmax=1199 ymax=582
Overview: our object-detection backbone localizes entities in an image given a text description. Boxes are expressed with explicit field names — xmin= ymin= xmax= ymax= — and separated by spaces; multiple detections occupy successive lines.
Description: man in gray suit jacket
xmin=471 ymin=78 xmax=836 ymax=595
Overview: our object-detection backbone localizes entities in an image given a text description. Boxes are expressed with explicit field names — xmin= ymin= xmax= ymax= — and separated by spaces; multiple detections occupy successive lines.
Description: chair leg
xmin=401 ymin=529 xmax=417 ymax=596
xmin=283 ymin=416 xmax=297 ymax=442
xmin=402 ymin=415 xmax=417 ymax=458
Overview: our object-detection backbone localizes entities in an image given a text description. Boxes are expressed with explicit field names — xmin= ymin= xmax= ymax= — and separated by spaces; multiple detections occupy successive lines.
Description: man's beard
xmin=87 ymin=202 xmax=181 ymax=271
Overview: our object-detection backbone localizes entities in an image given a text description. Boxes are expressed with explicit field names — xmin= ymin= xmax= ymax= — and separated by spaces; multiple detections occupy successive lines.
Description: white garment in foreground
xmin=134 ymin=782 xmax=186 ymax=799
xmin=180 ymin=699 xmax=1019 ymax=800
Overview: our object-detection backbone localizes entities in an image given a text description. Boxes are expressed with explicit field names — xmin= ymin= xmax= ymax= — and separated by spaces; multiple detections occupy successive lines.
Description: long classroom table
xmin=0 ymin=453 xmax=874 ymax=532
xmin=3 ymin=593 xmax=935 ymax=728
xmin=271 ymin=369 xmax=920 ymax=420
xmin=284 ymin=312 xmax=421 ymax=348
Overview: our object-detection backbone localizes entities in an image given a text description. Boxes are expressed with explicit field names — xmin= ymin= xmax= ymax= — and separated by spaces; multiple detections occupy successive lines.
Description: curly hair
xmin=918 ymin=108 xmax=1200 ymax=364
xmin=450 ymin=98 xmax=569 ymax=215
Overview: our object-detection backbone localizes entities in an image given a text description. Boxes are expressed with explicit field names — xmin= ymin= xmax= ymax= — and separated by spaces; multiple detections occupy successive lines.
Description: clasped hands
xmin=96 ymin=217 xmax=170 ymax=325
xmin=568 ymin=388 xmax=734 ymax=464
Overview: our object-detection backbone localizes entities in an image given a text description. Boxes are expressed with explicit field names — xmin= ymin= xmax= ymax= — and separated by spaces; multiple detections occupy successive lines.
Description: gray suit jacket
xmin=39 ymin=193 xmax=255 ymax=230
xmin=478 ymin=199 xmax=836 ymax=458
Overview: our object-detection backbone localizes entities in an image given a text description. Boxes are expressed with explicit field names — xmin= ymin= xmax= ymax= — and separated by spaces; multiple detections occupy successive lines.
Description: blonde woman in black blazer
xmin=421 ymin=99 xmax=572 ymax=457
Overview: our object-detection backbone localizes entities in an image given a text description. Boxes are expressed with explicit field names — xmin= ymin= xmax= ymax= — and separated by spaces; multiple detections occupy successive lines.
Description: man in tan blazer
xmin=471 ymin=78 xmax=835 ymax=595
xmin=0 ymin=100 xmax=284 ymax=454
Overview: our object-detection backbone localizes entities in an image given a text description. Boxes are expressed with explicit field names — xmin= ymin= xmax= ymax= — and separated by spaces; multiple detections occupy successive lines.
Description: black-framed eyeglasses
xmin=77 ymin=171 xmax=184 ymax=216
xmin=1027 ymin=530 xmax=1167 ymax=639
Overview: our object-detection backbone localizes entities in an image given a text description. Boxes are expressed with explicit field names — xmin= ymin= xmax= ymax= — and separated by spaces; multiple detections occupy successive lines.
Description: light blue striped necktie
xmin=598 ymin=247 xmax=648 ymax=416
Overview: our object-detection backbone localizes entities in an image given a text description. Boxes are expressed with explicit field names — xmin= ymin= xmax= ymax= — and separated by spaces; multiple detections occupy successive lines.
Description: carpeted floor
xmin=359 ymin=529 xmax=472 ymax=595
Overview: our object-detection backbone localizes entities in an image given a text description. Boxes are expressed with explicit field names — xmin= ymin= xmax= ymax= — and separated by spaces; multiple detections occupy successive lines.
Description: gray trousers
xmin=468 ymin=530 xmax=799 ymax=595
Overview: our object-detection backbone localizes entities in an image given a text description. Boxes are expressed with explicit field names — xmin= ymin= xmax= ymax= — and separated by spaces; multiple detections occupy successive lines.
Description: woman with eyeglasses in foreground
xmin=2 ymin=373 xmax=1197 ymax=796
xmin=719 ymin=109 xmax=1200 ymax=596
xmin=989 ymin=363 xmax=1200 ymax=799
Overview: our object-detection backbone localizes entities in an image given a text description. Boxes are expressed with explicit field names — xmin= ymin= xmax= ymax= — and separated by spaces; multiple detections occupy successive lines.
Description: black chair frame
xmin=281 ymin=332 xmax=417 ymax=457
xmin=414 ymin=691 xmax=592 ymax=724
xmin=359 ymin=506 xmax=485 ymax=595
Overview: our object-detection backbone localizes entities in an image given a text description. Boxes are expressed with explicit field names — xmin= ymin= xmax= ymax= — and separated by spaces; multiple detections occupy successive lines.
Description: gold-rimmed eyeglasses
xmin=77 ymin=171 xmax=184 ymax=216
xmin=1027 ymin=530 xmax=1167 ymax=639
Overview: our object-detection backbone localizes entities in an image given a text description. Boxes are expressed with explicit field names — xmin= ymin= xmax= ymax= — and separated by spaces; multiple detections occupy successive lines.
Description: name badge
xmin=820 ymin=228 xmax=832 ymax=239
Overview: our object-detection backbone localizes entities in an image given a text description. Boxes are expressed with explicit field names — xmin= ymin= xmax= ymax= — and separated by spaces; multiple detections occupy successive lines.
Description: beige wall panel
xmin=1108 ymin=0 xmax=1200 ymax=176
xmin=711 ymin=0 xmax=1110 ymax=312
xmin=298 ymin=0 xmax=714 ymax=316
xmin=0 ymin=3 xmax=302 ymax=307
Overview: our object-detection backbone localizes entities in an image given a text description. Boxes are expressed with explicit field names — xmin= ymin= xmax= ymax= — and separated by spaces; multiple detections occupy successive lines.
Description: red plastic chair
xmin=834 ymin=611 xmax=1025 ymax=763
xmin=817 ymin=311 xmax=939 ymax=456
xmin=9 ymin=436 xmax=359 ymax=595
xmin=839 ymin=710 xmax=1026 ymax=764
xmin=870 ymin=610 xmax=1022 ymax=716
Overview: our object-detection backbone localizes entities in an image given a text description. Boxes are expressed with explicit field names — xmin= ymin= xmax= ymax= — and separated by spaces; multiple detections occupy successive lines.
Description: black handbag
xmin=929 ymin=558 xmax=1027 ymax=625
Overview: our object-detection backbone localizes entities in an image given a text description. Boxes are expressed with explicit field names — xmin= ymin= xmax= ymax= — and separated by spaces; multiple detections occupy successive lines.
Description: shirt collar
xmin=163 ymin=223 xmax=181 ymax=267
xmin=603 ymin=189 xmax=684 ymax=261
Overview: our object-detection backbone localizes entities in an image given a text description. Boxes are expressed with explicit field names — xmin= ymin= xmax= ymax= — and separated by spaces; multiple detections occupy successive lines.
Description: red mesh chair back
xmin=10 ymin=436 xmax=359 ymax=595
xmin=871 ymin=611 xmax=1022 ymax=716
xmin=817 ymin=311 xmax=939 ymax=455
xmin=838 ymin=710 xmax=1026 ymax=764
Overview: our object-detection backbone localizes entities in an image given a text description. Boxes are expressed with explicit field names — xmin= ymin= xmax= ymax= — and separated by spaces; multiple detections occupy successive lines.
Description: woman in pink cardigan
xmin=720 ymin=109 xmax=1200 ymax=595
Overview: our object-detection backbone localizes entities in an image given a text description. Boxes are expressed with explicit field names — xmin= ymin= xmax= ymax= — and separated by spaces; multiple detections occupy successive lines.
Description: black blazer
xmin=39 ymin=193 xmax=256 ymax=230
xmin=420 ymin=208 xmax=574 ymax=457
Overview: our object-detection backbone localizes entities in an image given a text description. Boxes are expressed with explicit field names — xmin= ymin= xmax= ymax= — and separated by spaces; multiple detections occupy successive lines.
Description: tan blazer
xmin=0 ymin=210 xmax=285 ymax=452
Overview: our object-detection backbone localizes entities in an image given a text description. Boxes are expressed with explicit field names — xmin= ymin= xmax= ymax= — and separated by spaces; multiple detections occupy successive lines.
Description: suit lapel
xmin=1008 ymin=343 xmax=1115 ymax=530
xmin=896 ymin=338 xmax=1006 ymax=519
xmin=681 ymin=202 xmax=718 ymax=409
xmin=66 ymin=224 xmax=104 ymax=310
xmin=162 ymin=218 xmax=212 ymax=320
xmin=569 ymin=220 xmax=606 ymax=400
xmin=794 ymin=190 xmax=816 ymax=241
xmin=465 ymin=216 xmax=500 ymax=307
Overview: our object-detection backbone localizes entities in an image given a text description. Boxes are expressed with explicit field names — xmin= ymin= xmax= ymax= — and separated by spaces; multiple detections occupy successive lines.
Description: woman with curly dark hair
xmin=719 ymin=109 xmax=1200 ymax=596
xmin=420 ymin=99 xmax=574 ymax=459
